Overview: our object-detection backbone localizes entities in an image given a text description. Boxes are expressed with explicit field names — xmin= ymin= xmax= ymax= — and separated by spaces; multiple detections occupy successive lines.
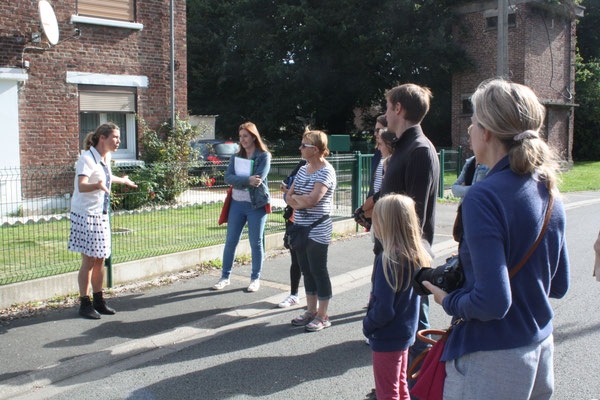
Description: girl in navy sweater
xmin=363 ymin=194 xmax=431 ymax=400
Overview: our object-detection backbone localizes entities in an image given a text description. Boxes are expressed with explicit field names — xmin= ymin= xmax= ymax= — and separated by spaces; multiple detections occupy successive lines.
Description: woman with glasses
xmin=212 ymin=122 xmax=271 ymax=292
xmin=284 ymin=129 xmax=337 ymax=331
xmin=424 ymin=79 xmax=569 ymax=399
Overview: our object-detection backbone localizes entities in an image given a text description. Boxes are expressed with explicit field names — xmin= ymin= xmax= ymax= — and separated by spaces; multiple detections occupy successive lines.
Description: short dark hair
xmin=376 ymin=115 xmax=388 ymax=127
xmin=386 ymin=84 xmax=432 ymax=124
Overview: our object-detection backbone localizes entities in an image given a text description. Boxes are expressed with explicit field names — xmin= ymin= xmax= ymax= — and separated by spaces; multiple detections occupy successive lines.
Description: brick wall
xmin=451 ymin=2 xmax=576 ymax=161
xmin=1 ymin=0 xmax=187 ymax=198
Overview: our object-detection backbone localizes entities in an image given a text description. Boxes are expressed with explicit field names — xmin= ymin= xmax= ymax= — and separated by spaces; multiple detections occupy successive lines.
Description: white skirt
xmin=68 ymin=212 xmax=111 ymax=259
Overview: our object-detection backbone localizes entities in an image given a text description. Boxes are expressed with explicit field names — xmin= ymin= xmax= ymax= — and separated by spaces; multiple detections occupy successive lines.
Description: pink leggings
xmin=372 ymin=349 xmax=409 ymax=400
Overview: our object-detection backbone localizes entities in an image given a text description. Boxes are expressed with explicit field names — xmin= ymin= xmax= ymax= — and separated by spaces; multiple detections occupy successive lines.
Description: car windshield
xmin=213 ymin=143 xmax=238 ymax=155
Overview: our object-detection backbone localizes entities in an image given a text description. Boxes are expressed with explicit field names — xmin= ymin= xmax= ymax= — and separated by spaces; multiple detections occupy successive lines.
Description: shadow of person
xmin=128 ymin=339 xmax=371 ymax=400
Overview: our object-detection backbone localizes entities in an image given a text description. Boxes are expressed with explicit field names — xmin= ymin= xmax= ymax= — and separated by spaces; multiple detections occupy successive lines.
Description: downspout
xmin=170 ymin=0 xmax=176 ymax=126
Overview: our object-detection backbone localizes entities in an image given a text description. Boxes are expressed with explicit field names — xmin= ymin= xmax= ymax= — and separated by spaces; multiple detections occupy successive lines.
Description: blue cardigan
xmin=441 ymin=156 xmax=569 ymax=361
xmin=224 ymin=150 xmax=271 ymax=209
xmin=363 ymin=254 xmax=420 ymax=352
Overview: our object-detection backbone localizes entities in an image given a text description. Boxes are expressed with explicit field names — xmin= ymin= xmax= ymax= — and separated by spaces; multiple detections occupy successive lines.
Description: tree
xmin=187 ymin=0 xmax=468 ymax=147
xmin=574 ymin=0 xmax=600 ymax=160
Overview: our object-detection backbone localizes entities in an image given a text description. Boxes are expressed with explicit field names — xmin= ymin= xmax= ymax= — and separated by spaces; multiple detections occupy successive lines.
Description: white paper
xmin=234 ymin=156 xmax=254 ymax=177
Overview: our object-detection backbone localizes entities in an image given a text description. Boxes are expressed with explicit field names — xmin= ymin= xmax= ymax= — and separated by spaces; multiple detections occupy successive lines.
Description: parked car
xmin=191 ymin=139 xmax=239 ymax=163
xmin=189 ymin=139 xmax=239 ymax=187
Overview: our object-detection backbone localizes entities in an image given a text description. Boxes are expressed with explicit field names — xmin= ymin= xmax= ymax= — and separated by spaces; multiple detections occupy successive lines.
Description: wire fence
xmin=0 ymin=155 xmax=356 ymax=286
xmin=0 ymin=150 xmax=462 ymax=286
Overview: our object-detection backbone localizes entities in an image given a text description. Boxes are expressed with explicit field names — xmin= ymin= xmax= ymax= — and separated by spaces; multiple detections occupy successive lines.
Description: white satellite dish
xmin=38 ymin=0 xmax=59 ymax=45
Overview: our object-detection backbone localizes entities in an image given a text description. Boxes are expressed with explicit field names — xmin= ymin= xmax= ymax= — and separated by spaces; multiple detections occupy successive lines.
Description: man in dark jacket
xmin=374 ymin=83 xmax=440 ymax=392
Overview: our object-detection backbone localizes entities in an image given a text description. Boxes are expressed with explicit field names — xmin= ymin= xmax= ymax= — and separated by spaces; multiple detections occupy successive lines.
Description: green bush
xmin=112 ymin=116 xmax=202 ymax=210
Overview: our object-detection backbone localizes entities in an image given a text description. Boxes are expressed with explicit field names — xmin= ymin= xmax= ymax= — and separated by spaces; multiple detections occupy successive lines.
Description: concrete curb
xmin=0 ymin=219 xmax=357 ymax=309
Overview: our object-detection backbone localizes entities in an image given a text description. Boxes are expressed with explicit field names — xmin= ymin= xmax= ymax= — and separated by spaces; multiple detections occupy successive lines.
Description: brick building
xmin=0 ymin=0 xmax=187 ymax=214
xmin=451 ymin=0 xmax=583 ymax=163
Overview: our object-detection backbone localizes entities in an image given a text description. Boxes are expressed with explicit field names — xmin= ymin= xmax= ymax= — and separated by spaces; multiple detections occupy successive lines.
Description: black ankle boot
xmin=79 ymin=296 xmax=101 ymax=319
xmin=93 ymin=291 xmax=116 ymax=315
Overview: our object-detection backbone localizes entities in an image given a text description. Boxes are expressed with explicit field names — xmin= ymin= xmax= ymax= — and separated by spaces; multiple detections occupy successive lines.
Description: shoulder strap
xmin=509 ymin=195 xmax=554 ymax=279
xmin=309 ymin=214 xmax=330 ymax=229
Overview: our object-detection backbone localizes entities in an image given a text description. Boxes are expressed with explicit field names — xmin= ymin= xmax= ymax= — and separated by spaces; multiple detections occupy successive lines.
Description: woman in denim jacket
xmin=212 ymin=122 xmax=271 ymax=292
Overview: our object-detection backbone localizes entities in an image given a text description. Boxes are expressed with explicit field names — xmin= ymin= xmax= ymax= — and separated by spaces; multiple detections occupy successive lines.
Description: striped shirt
xmin=373 ymin=158 xmax=385 ymax=194
xmin=292 ymin=162 xmax=337 ymax=245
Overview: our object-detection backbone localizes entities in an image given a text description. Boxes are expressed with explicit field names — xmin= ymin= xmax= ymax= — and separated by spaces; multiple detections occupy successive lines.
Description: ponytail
xmin=84 ymin=122 xmax=119 ymax=151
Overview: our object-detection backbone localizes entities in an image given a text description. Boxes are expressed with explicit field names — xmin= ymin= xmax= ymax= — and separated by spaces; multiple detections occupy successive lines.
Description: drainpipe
xmin=170 ymin=0 xmax=176 ymax=126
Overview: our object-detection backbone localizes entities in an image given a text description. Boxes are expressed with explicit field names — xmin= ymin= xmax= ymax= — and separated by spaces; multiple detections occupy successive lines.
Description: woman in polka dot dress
xmin=68 ymin=123 xmax=137 ymax=319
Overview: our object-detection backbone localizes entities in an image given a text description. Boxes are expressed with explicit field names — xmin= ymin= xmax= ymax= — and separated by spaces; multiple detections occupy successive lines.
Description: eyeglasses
xmin=374 ymin=128 xmax=383 ymax=134
xmin=301 ymin=143 xmax=316 ymax=148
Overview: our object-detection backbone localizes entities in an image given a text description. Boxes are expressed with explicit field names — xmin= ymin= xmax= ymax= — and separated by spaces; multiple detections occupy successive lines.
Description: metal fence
xmin=0 ymin=156 xmax=355 ymax=286
xmin=0 ymin=150 xmax=462 ymax=286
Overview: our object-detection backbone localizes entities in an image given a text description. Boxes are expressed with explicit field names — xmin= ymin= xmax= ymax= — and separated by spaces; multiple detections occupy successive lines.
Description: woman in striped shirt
xmin=285 ymin=129 xmax=337 ymax=332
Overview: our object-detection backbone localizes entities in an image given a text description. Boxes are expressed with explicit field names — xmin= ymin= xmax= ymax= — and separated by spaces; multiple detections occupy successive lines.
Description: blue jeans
xmin=221 ymin=200 xmax=267 ymax=280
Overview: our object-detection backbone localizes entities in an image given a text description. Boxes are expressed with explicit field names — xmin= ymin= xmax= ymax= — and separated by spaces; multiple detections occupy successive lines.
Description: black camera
xmin=411 ymin=255 xmax=465 ymax=296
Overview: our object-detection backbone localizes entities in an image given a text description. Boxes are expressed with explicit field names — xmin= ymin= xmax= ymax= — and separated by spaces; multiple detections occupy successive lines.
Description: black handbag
xmin=285 ymin=215 xmax=329 ymax=251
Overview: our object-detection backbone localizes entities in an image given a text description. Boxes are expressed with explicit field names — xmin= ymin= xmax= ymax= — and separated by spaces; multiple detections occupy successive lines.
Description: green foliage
xmin=112 ymin=116 xmax=200 ymax=210
xmin=187 ymin=0 xmax=469 ymax=145
xmin=574 ymin=55 xmax=600 ymax=160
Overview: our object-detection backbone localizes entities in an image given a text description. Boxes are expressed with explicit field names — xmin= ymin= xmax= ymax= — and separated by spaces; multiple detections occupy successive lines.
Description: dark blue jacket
xmin=363 ymin=253 xmax=420 ymax=352
xmin=442 ymin=156 xmax=569 ymax=361
xmin=225 ymin=150 xmax=271 ymax=209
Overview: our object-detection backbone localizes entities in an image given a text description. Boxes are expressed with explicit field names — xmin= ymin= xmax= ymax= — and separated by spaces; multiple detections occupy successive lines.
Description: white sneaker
xmin=212 ymin=278 xmax=230 ymax=290
xmin=278 ymin=294 xmax=299 ymax=308
xmin=247 ymin=279 xmax=260 ymax=292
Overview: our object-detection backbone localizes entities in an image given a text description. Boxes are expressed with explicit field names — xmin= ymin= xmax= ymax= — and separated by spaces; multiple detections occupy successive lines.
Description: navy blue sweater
xmin=441 ymin=156 xmax=570 ymax=361
xmin=363 ymin=254 xmax=420 ymax=352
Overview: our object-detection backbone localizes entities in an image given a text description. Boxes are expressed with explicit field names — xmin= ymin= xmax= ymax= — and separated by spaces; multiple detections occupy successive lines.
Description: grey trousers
xmin=444 ymin=334 xmax=554 ymax=400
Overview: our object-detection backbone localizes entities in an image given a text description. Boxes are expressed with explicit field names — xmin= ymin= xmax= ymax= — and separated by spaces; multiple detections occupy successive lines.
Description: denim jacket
xmin=224 ymin=150 xmax=271 ymax=209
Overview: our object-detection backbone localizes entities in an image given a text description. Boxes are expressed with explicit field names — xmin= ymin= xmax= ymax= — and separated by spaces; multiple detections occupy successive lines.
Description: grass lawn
xmin=2 ymin=161 xmax=596 ymax=286
xmin=559 ymin=161 xmax=600 ymax=192
xmin=0 ymin=203 xmax=286 ymax=285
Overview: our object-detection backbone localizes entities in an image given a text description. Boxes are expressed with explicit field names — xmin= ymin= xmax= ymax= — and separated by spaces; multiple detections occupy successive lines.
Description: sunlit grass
xmin=559 ymin=161 xmax=600 ymax=192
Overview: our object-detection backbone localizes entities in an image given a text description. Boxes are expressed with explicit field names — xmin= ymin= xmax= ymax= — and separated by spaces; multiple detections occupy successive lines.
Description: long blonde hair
xmin=471 ymin=79 xmax=560 ymax=192
xmin=372 ymin=194 xmax=432 ymax=292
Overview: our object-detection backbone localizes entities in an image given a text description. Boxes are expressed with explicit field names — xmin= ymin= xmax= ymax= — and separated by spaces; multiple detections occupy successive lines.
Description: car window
xmin=214 ymin=143 xmax=239 ymax=155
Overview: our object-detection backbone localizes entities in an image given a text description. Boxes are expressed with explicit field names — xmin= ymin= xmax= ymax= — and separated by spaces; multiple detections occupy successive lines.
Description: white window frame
xmin=100 ymin=112 xmax=136 ymax=160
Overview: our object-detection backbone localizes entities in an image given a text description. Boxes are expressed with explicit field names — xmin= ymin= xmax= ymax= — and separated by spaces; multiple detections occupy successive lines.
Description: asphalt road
xmin=1 ymin=192 xmax=599 ymax=400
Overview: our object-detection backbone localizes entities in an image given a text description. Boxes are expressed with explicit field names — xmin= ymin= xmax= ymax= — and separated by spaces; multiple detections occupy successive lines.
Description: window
xmin=461 ymin=98 xmax=473 ymax=115
xmin=486 ymin=14 xmax=516 ymax=29
xmin=77 ymin=0 xmax=135 ymax=22
xmin=79 ymin=86 xmax=137 ymax=160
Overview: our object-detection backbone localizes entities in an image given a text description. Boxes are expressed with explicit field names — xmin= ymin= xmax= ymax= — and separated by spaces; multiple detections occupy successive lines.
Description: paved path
xmin=1 ymin=192 xmax=599 ymax=399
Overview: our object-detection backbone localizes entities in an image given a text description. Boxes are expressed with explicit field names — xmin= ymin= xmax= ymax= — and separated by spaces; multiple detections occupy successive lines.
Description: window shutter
xmin=77 ymin=0 xmax=134 ymax=22
xmin=80 ymin=90 xmax=135 ymax=112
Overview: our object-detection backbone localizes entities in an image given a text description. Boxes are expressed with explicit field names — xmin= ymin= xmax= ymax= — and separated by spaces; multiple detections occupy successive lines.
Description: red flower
xmin=207 ymin=156 xmax=222 ymax=165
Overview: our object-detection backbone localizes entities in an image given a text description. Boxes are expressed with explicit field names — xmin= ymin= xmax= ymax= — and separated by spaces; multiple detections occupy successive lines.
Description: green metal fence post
xmin=439 ymin=149 xmax=445 ymax=198
xmin=352 ymin=151 xmax=362 ymax=212
xmin=105 ymin=206 xmax=113 ymax=288
xmin=457 ymin=145 xmax=463 ymax=177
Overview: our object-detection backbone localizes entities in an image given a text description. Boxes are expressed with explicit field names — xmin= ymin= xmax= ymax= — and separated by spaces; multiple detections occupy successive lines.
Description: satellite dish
xmin=38 ymin=0 xmax=59 ymax=45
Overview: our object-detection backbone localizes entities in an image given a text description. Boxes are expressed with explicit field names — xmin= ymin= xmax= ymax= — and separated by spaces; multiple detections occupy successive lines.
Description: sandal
xmin=305 ymin=315 xmax=331 ymax=332
xmin=291 ymin=311 xmax=316 ymax=326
